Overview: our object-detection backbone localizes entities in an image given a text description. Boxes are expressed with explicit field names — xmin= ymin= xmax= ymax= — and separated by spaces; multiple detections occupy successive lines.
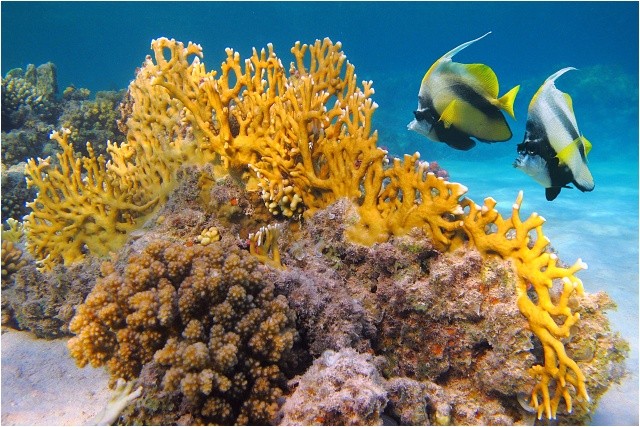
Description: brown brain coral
xmin=68 ymin=239 xmax=296 ymax=424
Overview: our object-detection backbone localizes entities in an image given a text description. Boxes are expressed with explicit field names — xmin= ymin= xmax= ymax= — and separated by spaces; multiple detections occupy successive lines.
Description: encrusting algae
xmin=15 ymin=37 xmax=626 ymax=423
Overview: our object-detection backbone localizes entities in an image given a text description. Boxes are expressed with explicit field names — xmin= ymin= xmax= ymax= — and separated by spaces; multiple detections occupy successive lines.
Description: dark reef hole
xmin=472 ymin=339 xmax=493 ymax=359
xmin=530 ymin=336 xmax=545 ymax=366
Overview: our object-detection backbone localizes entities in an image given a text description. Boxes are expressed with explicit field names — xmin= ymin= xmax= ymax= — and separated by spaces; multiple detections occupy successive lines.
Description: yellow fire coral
xmin=150 ymin=37 xmax=386 ymax=217
xmin=346 ymin=152 xmax=468 ymax=249
xmin=457 ymin=192 xmax=589 ymax=419
xmin=24 ymin=129 xmax=166 ymax=270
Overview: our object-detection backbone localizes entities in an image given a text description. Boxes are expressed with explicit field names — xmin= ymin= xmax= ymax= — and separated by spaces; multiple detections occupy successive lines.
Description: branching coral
xmin=149 ymin=37 xmax=387 ymax=217
xmin=346 ymin=152 xmax=467 ymax=249
xmin=68 ymin=240 xmax=296 ymax=424
xmin=23 ymin=129 xmax=160 ymax=270
xmin=455 ymin=192 xmax=590 ymax=419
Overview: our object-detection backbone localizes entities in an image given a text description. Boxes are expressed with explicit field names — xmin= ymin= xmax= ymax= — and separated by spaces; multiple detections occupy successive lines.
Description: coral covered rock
xmin=68 ymin=239 xmax=297 ymax=424
xmin=1 ymin=162 xmax=37 ymax=221
xmin=279 ymin=348 xmax=388 ymax=425
xmin=1 ymin=256 xmax=101 ymax=338
xmin=274 ymin=198 xmax=628 ymax=425
xmin=1 ymin=63 xmax=58 ymax=132
xmin=57 ymin=90 xmax=126 ymax=157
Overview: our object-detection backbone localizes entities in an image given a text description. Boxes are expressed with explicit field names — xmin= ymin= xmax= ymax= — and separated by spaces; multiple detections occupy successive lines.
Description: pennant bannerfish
xmin=513 ymin=67 xmax=595 ymax=201
xmin=407 ymin=32 xmax=520 ymax=150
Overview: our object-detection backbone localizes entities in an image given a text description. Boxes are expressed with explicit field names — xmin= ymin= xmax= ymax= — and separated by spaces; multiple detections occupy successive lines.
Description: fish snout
xmin=513 ymin=155 xmax=525 ymax=168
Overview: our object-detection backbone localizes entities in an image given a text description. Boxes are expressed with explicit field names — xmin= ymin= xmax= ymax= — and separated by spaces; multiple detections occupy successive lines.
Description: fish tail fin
xmin=498 ymin=85 xmax=520 ymax=119
xmin=545 ymin=67 xmax=578 ymax=84
xmin=442 ymin=31 xmax=492 ymax=60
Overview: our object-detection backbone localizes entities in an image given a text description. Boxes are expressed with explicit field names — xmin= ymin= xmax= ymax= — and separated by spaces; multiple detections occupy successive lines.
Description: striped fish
xmin=408 ymin=32 xmax=520 ymax=150
xmin=514 ymin=67 xmax=595 ymax=201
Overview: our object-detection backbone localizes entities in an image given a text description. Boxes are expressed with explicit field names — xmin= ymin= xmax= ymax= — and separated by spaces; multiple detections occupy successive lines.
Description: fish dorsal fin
xmin=544 ymin=67 xmax=577 ymax=84
xmin=422 ymin=32 xmax=492 ymax=84
xmin=463 ymin=63 xmax=499 ymax=98
xmin=441 ymin=32 xmax=492 ymax=61
xmin=530 ymin=67 xmax=577 ymax=110
xmin=563 ymin=92 xmax=574 ymax=114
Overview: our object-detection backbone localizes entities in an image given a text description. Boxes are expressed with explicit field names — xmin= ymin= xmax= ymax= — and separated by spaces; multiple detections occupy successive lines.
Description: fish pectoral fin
xmin=555 ymin=143 xmax=576 ymax=165
xmin=581 ymin=136 xmax=593 ymax=156
xmin=497 ymin=85 xmax=520 ymax=119
xmin=439 ymin=100 xmax=458 ymax=128
xmin=556 ymin=136 xmax=593 ymax=165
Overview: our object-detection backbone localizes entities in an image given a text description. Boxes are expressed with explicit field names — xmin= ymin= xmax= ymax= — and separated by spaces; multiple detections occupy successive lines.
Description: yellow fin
xmin=497 ymin=85 xmax=520 ymax=119
xmin=464 ymin=63 xmax=500 ymax=98
xmin=582 ymin=136 xmax=592 ymax=156
xmin=563 ymin=92 xmax=574 ymax=114
xmin=556 ymin=136 xmax=591 ymax=164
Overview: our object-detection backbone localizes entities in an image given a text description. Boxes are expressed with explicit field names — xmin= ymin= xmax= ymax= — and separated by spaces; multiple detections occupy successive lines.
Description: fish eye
xmin=527 ymin=149 xmax=536 ymax=155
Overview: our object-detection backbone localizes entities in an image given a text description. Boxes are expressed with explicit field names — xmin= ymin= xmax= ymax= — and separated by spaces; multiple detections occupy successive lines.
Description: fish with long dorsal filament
xmin=408 ymin=32 xmax=520 ymax=150
xmin=514 ymin=67 xmax=595 ymax=201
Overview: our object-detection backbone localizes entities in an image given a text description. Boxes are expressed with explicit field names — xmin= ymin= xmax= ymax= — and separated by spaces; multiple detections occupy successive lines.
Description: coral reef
xmin=1 ymin=255 xmax=101 ymax=338
xmin=67 ymin=239 xmax=297 ymax=424
xmin=279 ymin=348 xmax=388 ymax=425
xmin=58 ymin=89 xmax=126 ymax=157
xmin=272 ymin=199 xmax=628 ymax=425
xmin=1 ymin=63 xmax=125 ymax=168
xmin=1 ymin=162 xmax=37 ymax=221
xmin=13 ymin=37 xmax=628 ymax=424
xmin=1 ymin=62 xmax=58 ymax=132
xmin=1 ymin=63 xmax=59 ymax=167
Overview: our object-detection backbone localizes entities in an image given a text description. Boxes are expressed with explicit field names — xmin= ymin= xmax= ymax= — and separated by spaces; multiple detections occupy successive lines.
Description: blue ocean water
xmin=2 ymin=1 xmax=638 ymax=424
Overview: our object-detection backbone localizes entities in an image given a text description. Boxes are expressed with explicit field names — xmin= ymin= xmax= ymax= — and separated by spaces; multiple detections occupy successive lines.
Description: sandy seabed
xmin=1 ymin=329 xmax=112 ymax=426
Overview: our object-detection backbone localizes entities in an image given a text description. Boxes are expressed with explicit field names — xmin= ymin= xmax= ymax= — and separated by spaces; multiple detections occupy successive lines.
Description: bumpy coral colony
xmin=68 ymin=240 xmax=296 ymax=424
xmin=23 ymin=37 xmax=601 ymax=421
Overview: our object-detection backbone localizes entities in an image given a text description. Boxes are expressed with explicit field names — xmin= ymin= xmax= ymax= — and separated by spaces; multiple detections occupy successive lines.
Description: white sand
xmin=1 ymin=329 xmax=112 ymax=426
